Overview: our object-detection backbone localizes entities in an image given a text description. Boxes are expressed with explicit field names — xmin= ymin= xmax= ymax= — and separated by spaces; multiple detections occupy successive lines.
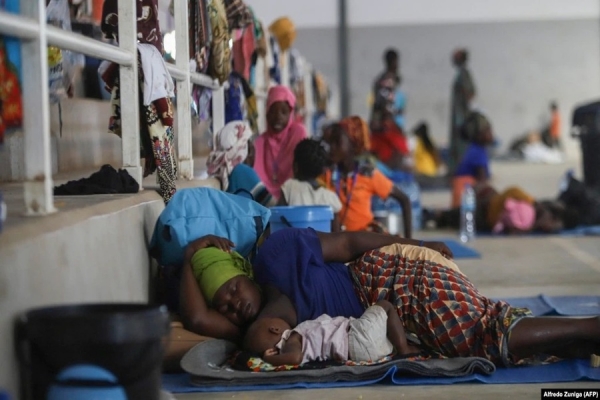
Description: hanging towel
xmin=138 ymin=43 xmax=175 ymax=106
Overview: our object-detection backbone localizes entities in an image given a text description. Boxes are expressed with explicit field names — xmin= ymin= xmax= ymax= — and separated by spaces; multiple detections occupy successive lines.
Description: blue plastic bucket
xmin=269 ymin=206 xmax=333 ymax=233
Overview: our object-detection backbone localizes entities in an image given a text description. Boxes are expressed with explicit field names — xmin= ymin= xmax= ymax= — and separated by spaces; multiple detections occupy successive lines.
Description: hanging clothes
xmin=267 ymin=35 xmax=281 ymax=85
xmin=207 ymin=0 xmax=232 ymax=84
xmin=232 ymin=23 xmax=256 ymax=81
xmin=0 ymin=38 xmax=23 ymax=144
xmin=138 ymin=43 xmax=175 ymax=106
xmin=102 ymin=59 xmax=178 ymax=204
xmin=224 ymin=73 xmax=246 ymax=124
xmin=101 ymin=0 xmax=163 ymax=53
xmin=223 ymin=0 xmax=252 ymax=31
xmin=268 ymin=17 xmax=296 ymax=53
xmin=187 ymin=0 xmax=211 ymax=74
xmin=249 ymin=8 xmax=266 ymax=57
xmin=101 ymin=0 xmax=177 ymax=204
xmin=312 ymin=71 xmax=329 ymax=113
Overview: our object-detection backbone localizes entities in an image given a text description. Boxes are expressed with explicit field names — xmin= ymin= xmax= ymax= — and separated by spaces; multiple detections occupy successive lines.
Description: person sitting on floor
xmin=413 ymin=122 xmax=442 ymax=178
xmin=243 ymin=299 xmax=419 ymax=366
xmin=278 ymin=139 xmax=343 ymax=231
xmin=207 ymin=121 xmax=275 ymax=207
xmin=451 ymin=111 xmax=494 ymax=208
xmin=322 ymin=116 xmax=413 ymax=238
xmin=254 ymin=85 xmax=308 ymax=201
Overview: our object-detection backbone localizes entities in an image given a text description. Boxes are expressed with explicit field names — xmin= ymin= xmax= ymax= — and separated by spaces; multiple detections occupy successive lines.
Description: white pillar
xmin=254 ymin=56 xmax=267 ymax=134
xmin=211 ymin=86 xmax=225 ymax=145
xmin=117 ymin=0 xmax=142 ymax=185
xmin=21 ymin=0 xmax=55 ymax=216
xmin=280 ymin=50 xmax=290 ymax=88
xmin=303 ymin=62 xmax=315 ymax=137
xmin=173 ymin=0 xmax=193 ymax=179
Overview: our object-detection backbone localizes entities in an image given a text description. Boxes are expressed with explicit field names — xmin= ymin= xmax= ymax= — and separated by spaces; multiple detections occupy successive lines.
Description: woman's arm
xmin=179 ymin=235 xmax=241 ymax=341
xmin=331 ymin=213 xmax=342 ymax=232
xmin=389 ymin=186 xmax=412 ymax=239
xmin=316 ymin=231 xmax=453 ymax=263
xmin=277 ymin=193 xmax=288 ymax=206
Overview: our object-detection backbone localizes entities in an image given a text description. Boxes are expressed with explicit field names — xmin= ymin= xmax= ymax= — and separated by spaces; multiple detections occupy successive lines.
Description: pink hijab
xmin=254 ymin=85 xmax=307 ymax=198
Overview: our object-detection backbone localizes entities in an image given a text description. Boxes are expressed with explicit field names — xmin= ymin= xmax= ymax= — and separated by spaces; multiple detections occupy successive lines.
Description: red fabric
xmin=370 ymin=124 xmax=409 ymax=162
xmin=0 ymin=40 xmax=23 ymax=144
xmin=232 ymin=24 xmax=255 ymax=81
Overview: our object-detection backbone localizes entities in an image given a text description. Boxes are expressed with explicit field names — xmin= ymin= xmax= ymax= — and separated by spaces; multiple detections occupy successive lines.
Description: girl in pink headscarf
xmin=254 ymin=85 xmax=307 ymax=199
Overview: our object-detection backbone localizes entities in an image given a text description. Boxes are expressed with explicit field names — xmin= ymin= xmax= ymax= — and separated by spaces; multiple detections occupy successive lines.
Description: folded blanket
xmin=180 ymin=339 xmax=496 ymax=387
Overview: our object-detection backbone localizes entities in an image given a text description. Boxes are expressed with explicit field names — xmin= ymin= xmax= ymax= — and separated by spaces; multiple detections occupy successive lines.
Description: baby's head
xmin=243 ymin=317 xmax=291 ymax=355
xmin=293 ymin=139 xmax=329 ymax=181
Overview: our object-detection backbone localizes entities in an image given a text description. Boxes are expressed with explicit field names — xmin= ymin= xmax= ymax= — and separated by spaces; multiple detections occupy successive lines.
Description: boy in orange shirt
xmin=322 ymin=117 xmax=413 ymax=238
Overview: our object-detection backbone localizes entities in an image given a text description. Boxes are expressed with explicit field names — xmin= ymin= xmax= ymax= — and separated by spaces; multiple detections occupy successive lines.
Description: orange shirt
xmin=324 ymin=167 xmax=394 ymax=231
xmin=550 ymin=111 xmax=561 ymax=139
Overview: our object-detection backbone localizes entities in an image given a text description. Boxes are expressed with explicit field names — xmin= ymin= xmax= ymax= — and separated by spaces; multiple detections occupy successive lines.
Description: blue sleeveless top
xmin=253 ymin=228 xmax=365 ymax=324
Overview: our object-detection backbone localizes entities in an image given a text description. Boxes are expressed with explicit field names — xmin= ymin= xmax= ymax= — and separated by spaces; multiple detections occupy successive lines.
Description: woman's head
xmin=462 ymin=111 xmax=493 ymax=146
xmin=191 ymin=248 xmax=261 ymax=326
xmin=243 ymin=317 xmax=291 ymax=355
xmin=206 ymin=121 xmax=254 ymax=188
xmin=293 ymin=139 xmax=330 ymax=181
xmin=452 ymin=48 xmax=468 ymax=67
xmin=212 ymin=275 xmax=262 ymax=326
xmin=322 ymin=123 xmax=353 ymax=167
xmin=384 ymin=48 xmax=399 ymax=73
xmin=340 ymin=116 xmax=371 ymax=154
xmin=266 ymin=86 xmax=296 ymax=134
xmin=413 ymin=121 xmax=439 ymax=160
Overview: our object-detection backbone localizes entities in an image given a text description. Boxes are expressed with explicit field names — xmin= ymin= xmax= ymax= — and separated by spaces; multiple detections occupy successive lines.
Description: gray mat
xmin=180 ymin=339 xmax=495 ymax=388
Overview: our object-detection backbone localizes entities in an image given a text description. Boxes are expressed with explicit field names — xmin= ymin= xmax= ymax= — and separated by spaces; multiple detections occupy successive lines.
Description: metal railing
xmin=0 ymin=0 xmax=226 ymax=215
xmin=0 ymin=1 xmax=331 ymax=216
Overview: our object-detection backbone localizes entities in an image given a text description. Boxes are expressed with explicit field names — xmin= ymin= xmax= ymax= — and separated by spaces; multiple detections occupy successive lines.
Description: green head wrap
xmin=191 ymin=247 xmax=254 ymax=304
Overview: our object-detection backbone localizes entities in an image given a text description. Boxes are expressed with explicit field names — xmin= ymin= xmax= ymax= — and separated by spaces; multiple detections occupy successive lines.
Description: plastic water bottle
xmin=398 ymin=176 xmax=422 ymax=231
xmin=459 ymin=184 xmax=476 ymax=243
xmin=0 ymin=191 xmax=6 ymax=234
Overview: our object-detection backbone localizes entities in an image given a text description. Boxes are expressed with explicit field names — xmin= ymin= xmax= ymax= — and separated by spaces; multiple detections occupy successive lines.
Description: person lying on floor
xmin=451 ymin=111 xmax=494 ymax=208
xmin=180 ymin=227 xmax=600 ymax=367
xmin=278 ymin=138 xmax=343 ymax=231
xmin=243 ymin=300 xmax=420 ymax=366
xmin=425 ymin=184 xmax=570 ymax=234
xmin=206 ymin=121 xmax=275 ymax=207
xmin=321 ymin=116 xmax=413 ymax=238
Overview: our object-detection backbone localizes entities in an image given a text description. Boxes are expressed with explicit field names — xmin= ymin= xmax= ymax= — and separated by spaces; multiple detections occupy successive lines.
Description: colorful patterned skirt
xmin=349 ymin=244 xmax=532 ymax=366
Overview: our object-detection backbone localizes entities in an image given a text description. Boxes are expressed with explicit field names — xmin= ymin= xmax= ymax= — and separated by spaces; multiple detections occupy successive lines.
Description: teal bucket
xmin=269 ymin=206 xmax=333 ymax=233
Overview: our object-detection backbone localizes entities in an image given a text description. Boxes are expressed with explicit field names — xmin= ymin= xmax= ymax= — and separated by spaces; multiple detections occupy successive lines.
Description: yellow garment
xmin=378 ymin=243 xmax=462 ymax=274
xmin=414 ymin=137 xmax=438 ymax=177
xmin=191 ymin=247 xmax=253 ymax=304
xmin=269 ymin=17 xmax=296 ymax=52
xmin=487 ymin=187 xmax=535 ymax=228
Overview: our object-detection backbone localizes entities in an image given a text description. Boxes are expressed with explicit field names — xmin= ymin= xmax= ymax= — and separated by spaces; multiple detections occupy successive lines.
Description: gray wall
xmin=294 ymin=18 xmax=600 ymax=155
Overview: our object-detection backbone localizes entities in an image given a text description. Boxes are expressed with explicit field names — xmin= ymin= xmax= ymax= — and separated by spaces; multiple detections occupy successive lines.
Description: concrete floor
xmin=172 ymin=158 xmax=600 ymax=400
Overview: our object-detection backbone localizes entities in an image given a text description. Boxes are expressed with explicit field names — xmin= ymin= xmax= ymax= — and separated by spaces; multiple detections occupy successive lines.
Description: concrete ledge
xmin=0 ymin=177 xmax=220 ymax=397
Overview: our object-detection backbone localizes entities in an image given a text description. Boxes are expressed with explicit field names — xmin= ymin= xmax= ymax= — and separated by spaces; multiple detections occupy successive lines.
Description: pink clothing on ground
xmin=276 ymin=314 xmax=352 ymax=364
xmin=254 ymin=86 xmax=307 ymax=199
